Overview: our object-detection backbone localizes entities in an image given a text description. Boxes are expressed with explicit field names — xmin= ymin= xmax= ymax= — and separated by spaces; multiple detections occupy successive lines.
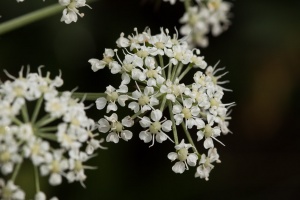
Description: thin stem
xmin=178 ymin=63 xmax=193 ymax=81
xmin=0 ymin=4 xmax=63 ymax=35
xmin=130 ymin=110 xmax=142 ymax=120
xmin=11 ymin=162 xmax=22 ymax=182
xmin=167 ymin=61 xmax=173 ymax=80
xmin=71 ymin=92 xmax=106 ymax=101
xmin=181 ymin=121 xmax=199 ymax=155
xmin=11 ymin=117 xmax=23 ymax=126
xmin=159 ymin=95 xmax=167 ymax=111
xmin=184 ymin=0 xmax=192 ymax=11
xmin=158 ymin=55 xmax=166 ymax=79
xmin=31 ymin=96 xmax=44 ymax=124
xmin=168 ymin=101 xmax=179 ymax=145
xmin=35 ymin=114 xmax=56 ymax=128
xmin=175 ymin=63 xmax=184 ymax=79
xmin=21 ymin=103 xmax=30 ymax=123
xmin=171 ymin=63 xmax=179 ymax=82
xmin=38 ymin=126 xmax=58 ymax=132
xmin=36 ymin=133 xmax=57 ymax=141
xmin=34 ymin=165 xmax=40 ymax=193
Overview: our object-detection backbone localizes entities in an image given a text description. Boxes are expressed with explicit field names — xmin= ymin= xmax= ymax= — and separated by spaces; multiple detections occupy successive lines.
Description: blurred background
xmin=0 ymin=0 xmax=300 ymax=199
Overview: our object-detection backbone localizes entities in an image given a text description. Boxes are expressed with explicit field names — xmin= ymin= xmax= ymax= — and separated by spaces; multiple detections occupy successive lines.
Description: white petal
xmin=35 ymin=192 xmax=46 ymax=200
xmin=121 ymin=130 xmax=133 ymax=141
xmin=118 ymin=95 xmax=128 ymax=106
xmin=172 ymin=162 xmax=185 ymax=174
xmin=96 ymin=97 xmax=107 ymax=110
xmin=121 ymin=73 xmax=130 ymax=85
xmin=106 ymin=103 xmax=117 ymax=113
xmin=167 ymin=152 xmax=178 ymax=161
xmin=172 ymin=104 xmax=182 ymax=114
xmin=156 ymin=132 xmax=167 ymax=143
xmin=187 ymin=154 xmax=198 ymax=166
xmin=128 ymin=102 xmax=140 ymax=113
xmin=162 ymin=120 xmax=172 ymax=132
xmin=139 ymin=117 xmax=151 ymax=128
xmin=204 ymin=138 xmax=214 ymax=149
xmin=139 ymin=131 xmax=152 ymax=143
xmin=122 ymin=116 xmax=134 ymax=127
xmin=166 ymin=94 xmax=176 ymax=102
xmin=117 ymin=84 xmax=128 ymax=93
xmin=106 ymin=132 xmax=119 ymax=143
xmin=197 ymin=130 xmax=204 ymax=141
xmin=183 ymin=98 xmax=193 ymax=108
xmin=98 ymin=119 xmax=110 ymax=133
xmin=174 ymin=114 xmax=183 ymax=125
xmin=49 ymin=173 xmax=62 ymax=186
xmin=132 ymin=90 xmax=142 ymax=99
xmin=88 ymin=59 xmax=105 ymax=72
xmin=150 ymin=109 xmax=162 ymax=122
xmin=195 ymin=118 xmax=205 ymax=129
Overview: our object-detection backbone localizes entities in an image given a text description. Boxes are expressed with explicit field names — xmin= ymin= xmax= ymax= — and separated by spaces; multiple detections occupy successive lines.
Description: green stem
xmin=171 ymin=63 xmax=179 ymax=82
xmin=158 ymin=55 xmax=166 ymax=79
xmin=11 ymin=162 xmax=22 ymax=182
xmin=184 ymin=0 xmax=192 ymax=11
xmin=0 ymin=4 xmax=63 ymax=35
xmin=36 ymin=132 xmax=57 ymax=141
xmin=178 ymin=63 xmax=193 ymax=81
xmin=130 ymin=110 xmax=142 ymax=120
xmin=21 ymin=103 xmax=30 ymax=123
xmin=181 ymin=121 xmax=199 ymax=155
xmin=175 ymin=63 xmax=184 ymax=79
xmin=167 ymin=61 xmax=173 ymax=80
xmin=71 ymin=92 xmax=106 ymax=101
xmin=11 ymin=117 xmax=23 ymax=126
xmin=34 ymin=165 xmax=40 ymax=193
xmin=159 ymin=95 xmax=167 ymax=111
xmin=38 ymin=126 xmax=58 ymax=132
xmin=31 ymin=96 xmax=44 ymax=124
xmin=168 ymin=101 xmax=179 ymax=145
xmin=35 ymin=114 xmax=56 ymax=128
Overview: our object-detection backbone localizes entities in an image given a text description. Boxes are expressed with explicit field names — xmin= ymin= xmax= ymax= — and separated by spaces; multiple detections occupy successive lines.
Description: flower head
xmin=90 ymin=27 xmax=233 ymax=180
xmin=0 ymin=67 xmax=104 ymax=198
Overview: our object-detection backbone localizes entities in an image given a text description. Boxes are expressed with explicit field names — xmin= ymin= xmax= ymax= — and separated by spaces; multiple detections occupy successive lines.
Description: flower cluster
xmin=89 ymin=28 xmax=233 ymax=180
xmin=15 ymin=0 xmax=91 ymax=24
xmin=163 ymin=0 xmax=231 ymax=47
xmin=0 ymin=67 xmax=104 ymax=200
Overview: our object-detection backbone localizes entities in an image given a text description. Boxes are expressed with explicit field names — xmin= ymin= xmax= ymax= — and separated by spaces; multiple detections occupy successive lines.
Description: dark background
xmin=0 ymin=0 xmax=300 ymax=199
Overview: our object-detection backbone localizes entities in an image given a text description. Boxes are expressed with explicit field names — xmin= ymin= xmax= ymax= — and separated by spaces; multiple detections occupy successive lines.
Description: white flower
xmin=168 ymin=139 xmax=198 ymax=173
xmin=98 ymin=113 xmax=133 ymax=143
xmin=172 ymin=98 xmax=203 ymax=129
xmin=139 ymin=109 xmax=173 ymax=147
xmin=0 ymin=68 xmax=104 ymax=196
xmin=195 ymin=148 xmax=221 ymax=180
xmin=95 ymin=85 xmax=128 ymax=113
xmin=197 ymin=124 xmax=223 ymax=149
xmin=128 ymin=85 xmax=159 ymax=113
xmin=0 ymin=179 xmax=25 ymax=200
xmin=160 ymin=79 xmax=186 ymax=102
xmin=59 ymin=0 xmax=91 ymax=24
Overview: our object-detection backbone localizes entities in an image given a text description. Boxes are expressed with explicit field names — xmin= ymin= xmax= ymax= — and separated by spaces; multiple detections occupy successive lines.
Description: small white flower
xmin=59 ymin=0 xmax=91 ymax=24
xmin=139 ymin=109 xmax=173 ymax=147
xmin=96 ymin=85 xmax=128 ymax=113
xmin=98 ymin=113 xmax=133 ymax=143
xmin=197 ymin=124 xmax=223 ymax=149
xmin=195 ymin=148 xmax=221 ymax=180
xmin=168 ymin=139 xmax=198 ymax=174
xmin=0 ymin=179 xmax=25 ymax=200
